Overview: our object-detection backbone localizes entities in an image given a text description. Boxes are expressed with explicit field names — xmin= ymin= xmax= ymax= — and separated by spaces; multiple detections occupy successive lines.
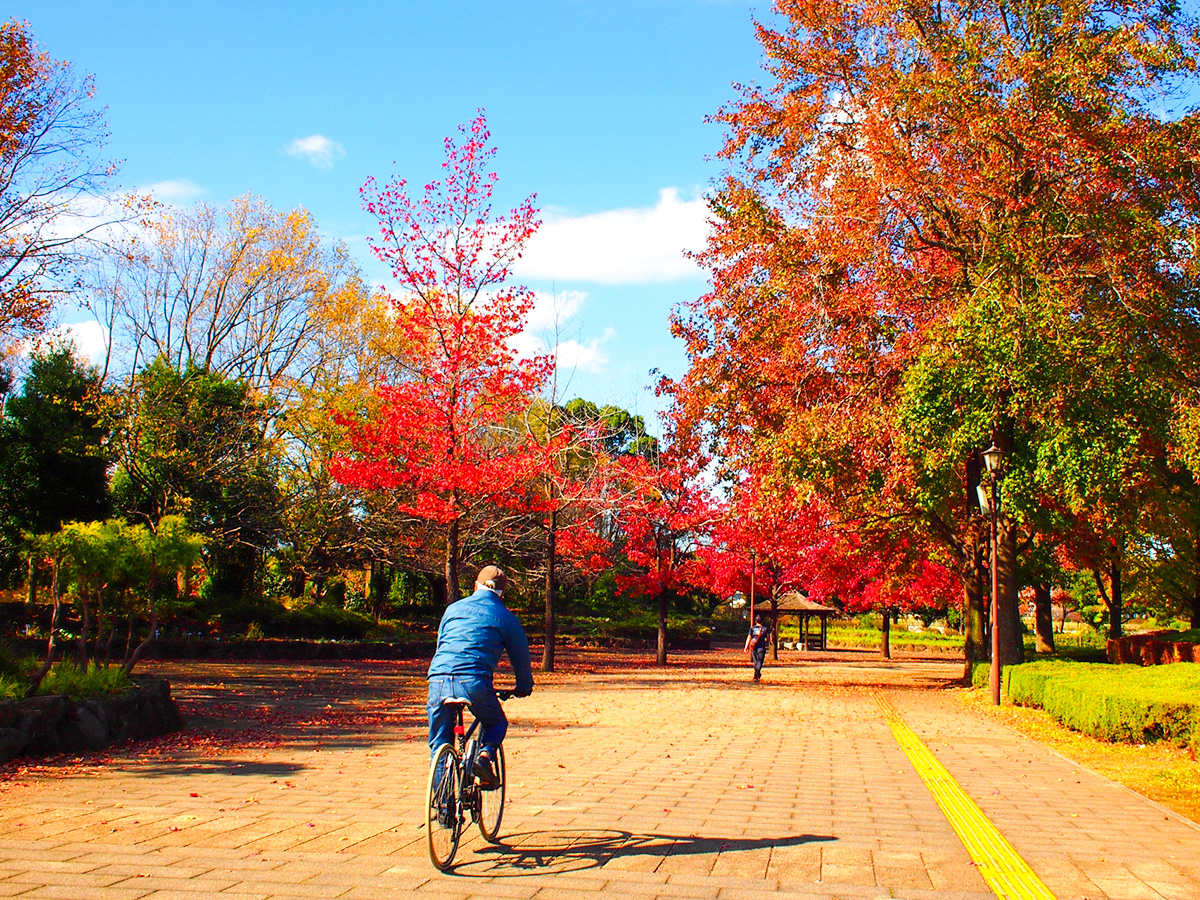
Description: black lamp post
xmin=980 ymin=443 xmax=1005 ymax=706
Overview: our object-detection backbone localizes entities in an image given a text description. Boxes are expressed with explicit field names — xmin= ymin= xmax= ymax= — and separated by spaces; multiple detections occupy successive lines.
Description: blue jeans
xmin=427 ymin=674 xmax=507 ymax=757
xmin=752 ymin=646 xmax=766 ymax=679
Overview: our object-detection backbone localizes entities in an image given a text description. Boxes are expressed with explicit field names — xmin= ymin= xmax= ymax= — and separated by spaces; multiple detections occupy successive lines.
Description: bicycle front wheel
xmin=477 ymin=742 xmax=506 ymax=843
xmin=426 ymin=743 xmax=461 ymax=870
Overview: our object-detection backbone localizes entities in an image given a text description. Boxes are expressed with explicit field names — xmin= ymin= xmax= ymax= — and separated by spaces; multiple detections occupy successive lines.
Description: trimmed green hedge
xmin=980 ymin=660 xmax=1200 ymax=750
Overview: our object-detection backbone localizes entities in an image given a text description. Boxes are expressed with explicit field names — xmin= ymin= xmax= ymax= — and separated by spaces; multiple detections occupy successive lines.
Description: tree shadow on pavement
xmin=126 ymin=758 xmax=306 ymax=777
xmin=454 ymin=828 xmax=836 ymax=876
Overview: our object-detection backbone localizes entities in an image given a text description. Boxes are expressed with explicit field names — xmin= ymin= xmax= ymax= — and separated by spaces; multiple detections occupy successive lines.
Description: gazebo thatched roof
xmin=763 ymin=591 xmax=839 ymax=615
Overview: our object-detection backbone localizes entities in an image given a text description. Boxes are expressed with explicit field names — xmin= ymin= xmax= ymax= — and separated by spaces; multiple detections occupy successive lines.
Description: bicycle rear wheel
xmin=477 ymin=743 xmax=505 ymax=842
xmin=426 ymin=743 xmax=461 ymax=870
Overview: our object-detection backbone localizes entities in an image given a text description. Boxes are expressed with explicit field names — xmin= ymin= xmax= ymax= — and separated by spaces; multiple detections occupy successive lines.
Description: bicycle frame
xmin=453 ymin=706 xmax=481 ymax=762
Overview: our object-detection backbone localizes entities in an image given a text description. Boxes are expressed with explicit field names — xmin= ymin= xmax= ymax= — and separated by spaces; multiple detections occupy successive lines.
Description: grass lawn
xmin=961 ymin=687 xmax=1200 ymax=824
xmin=824 ymin=626 xmax=964 ymax=651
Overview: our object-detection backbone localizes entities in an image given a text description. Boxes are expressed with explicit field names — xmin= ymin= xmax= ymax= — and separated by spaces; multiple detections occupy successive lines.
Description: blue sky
xmin=13 ymin=0 xmax=779 ymax=427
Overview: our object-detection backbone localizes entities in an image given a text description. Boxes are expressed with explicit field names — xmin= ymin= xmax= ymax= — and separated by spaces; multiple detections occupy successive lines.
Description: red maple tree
xmin=333 ymin=112 xmax=553 ymax=600
xmin=699 ymin=468 xmax=817 ymax=607
xmin=612 ymin=450 xmax=713 ymax=665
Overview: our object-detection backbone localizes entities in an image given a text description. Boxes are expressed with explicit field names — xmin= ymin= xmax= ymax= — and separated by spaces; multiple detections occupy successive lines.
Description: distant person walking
xmin=744 ymin=613 xmax=771 ymax=682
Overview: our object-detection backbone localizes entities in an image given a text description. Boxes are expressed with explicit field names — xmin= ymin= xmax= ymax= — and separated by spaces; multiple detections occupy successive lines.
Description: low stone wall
xmin=1108 ymin=632 xmax=1199 ymax=665
xmin=8 ymin=635 xmax=711 ymax=660
xmin=8 ymin=638 xmax=436 ymax=661
xmin=143 ymin=638 xmax=437 ymax=660
xmin=551 ymin=635 xmax=711 ymax=651
xmin=0 ymin=678 xmax=183 ymax=763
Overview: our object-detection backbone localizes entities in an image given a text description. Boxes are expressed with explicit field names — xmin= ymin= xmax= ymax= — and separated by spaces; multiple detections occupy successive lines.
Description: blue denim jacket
xmin=427 ymin=587 xmax=533 ymax=694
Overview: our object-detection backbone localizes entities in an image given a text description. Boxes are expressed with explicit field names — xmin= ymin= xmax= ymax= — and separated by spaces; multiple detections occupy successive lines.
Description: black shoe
xmin=473 ymin=749 xmax=499 ymax=789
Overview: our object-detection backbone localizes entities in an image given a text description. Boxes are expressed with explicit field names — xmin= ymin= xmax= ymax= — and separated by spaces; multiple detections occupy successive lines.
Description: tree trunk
xmin=77 ymin=579 xmax=91 ymax=668
xmin=93 ymin=585 xmax=108 ymax=667
xmin=361 ymin=563 xmax=373 ymax=622
xmin=770 ymin=597 xmax=779 ymax=660
xmin=1033 ymin=582 xmax=1055 ymax=653
xmin=542 ymin=509 xmax=557 ymax=673
xmin=445 ymin=519 xmax=460 ymax=603
xmin=123 ymin=579 xmax=158 ymax=677
xmin=429 ymin=572 xmax=447 ymax=607
xmin=29 ymin=561 xmax=65 ymax=695
xmin=1192 ymin=523 xmax=1200 ymax=630
xmin=996 ymin=515 xmax=1023 ymax=666
xmin=962 ymin=535 xmax=987 ymax=682
xmin=881 ymin=608 xmax=891 ymax=660
xmin=1109 ymin=554 xmax=1122 ymax=640
xmin=26 ymin=556 xmax=37 ymax=607
xmin=656 ymin=592 xmax=668 ymax=666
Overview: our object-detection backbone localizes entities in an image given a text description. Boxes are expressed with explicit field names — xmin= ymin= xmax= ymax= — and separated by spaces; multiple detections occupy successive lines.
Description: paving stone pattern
xmin=1 ymin=649 xmax=1198 ymax=900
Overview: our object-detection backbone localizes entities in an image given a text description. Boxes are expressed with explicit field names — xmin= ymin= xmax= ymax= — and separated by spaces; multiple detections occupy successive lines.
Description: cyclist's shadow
xmin=453 ymin=829 xmax=835 ymax=875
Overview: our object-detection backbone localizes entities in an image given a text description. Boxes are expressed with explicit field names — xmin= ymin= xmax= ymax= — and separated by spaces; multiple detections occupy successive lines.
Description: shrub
xmin=971 ymin=661 xmax=989 ymax=689
xmin=999 ymin=660 xmax=1200 ymax=750
xmin=273 ymin=605 xmax=372 ymax=640
xmin=202 ymin=595 xmax=287 ymax=633
xmin=1169 ymin=627 xmax=1200 ymax=643
xmin=0 ymin=674 xmax=26 ymax=700
xmin=0 ymin=640 xmax=23 ymax=680
xmin=36 ymin=662 xmax=131 ymax=698
xmin=0 ymin=642 xmax=37 ymax=698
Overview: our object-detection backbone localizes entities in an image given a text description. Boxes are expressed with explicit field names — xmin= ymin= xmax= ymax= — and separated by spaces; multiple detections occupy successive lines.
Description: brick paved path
xmin=1 ymin=649 xmax=1198 ymax=900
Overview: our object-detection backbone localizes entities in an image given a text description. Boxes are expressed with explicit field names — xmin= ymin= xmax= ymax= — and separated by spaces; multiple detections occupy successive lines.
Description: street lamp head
xmin=981 ymin=443 xmax=1004 ymax=476
xmin=976 ymin=484 xmax=992 ymax=516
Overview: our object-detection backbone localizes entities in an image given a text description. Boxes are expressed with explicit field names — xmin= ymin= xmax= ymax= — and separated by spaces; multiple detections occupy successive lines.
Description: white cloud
xmin=286 ymin=134 xmax=346 ymax=169
xmin=143 ymin=179 xmax=205 ymax=204
xmin=515 ymin=188 xmax=709 ymax=284
xmin=525 ymin=289 xmax=588 ymax=333
xmin=507 ymin=289 xmax=613 ymax=376
xmin=22 ymin=321 xmax=109 ymax=367
xmin=556 ymin=331 xmax=614 ymax=375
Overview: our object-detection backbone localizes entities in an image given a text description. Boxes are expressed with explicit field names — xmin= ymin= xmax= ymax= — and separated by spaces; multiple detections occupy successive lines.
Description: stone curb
xmin=0 ymin=676 xmax=183 ymax=762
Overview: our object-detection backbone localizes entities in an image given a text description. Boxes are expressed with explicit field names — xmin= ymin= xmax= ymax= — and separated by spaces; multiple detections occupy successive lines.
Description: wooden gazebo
xmin=754 ymin=590 xmax=838 ymax=651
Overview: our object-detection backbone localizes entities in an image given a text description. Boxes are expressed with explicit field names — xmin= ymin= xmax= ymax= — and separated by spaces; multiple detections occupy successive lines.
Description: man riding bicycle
xmin=427 ymin=565 xmax=532 ymax=787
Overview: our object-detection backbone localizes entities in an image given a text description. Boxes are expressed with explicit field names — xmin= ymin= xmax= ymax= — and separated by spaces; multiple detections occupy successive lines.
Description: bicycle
xmin=425 ymin=689 xmax=511 ymax=871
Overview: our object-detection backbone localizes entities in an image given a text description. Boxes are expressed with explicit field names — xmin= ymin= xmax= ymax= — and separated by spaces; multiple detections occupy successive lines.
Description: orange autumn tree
xmin=333 ymin=113 xmax=553 ymax=601
xmin=671 ymin=0 xmax=1200 ymax=670
xmin=0 ymin=20 xmax=116 ymax=358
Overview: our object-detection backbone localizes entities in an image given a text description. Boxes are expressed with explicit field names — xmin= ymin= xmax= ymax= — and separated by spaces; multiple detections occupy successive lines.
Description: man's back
xmin=428 ymin=588 xmax=533 ymax=692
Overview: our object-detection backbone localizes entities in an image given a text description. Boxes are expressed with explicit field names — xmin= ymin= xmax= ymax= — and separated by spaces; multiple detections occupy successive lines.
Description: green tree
xmin=0 ymin=345 xmax=110 ymax=582
xmin=24 ymin=516 xmax=203 ymax=688
xmin=112 ymin=358 xmax=281 ymax=602
xmin=124 ymin=515 xmax=204 ymax=674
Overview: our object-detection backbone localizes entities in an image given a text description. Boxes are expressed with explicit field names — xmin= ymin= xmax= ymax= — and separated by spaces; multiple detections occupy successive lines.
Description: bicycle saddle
xmin=440 ymin=697 xmax=472 ymax=706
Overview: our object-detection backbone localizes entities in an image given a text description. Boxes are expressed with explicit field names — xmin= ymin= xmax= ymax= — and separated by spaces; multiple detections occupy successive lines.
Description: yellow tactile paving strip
xmin=876 ymin=693 xmax=1057 ymax=900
